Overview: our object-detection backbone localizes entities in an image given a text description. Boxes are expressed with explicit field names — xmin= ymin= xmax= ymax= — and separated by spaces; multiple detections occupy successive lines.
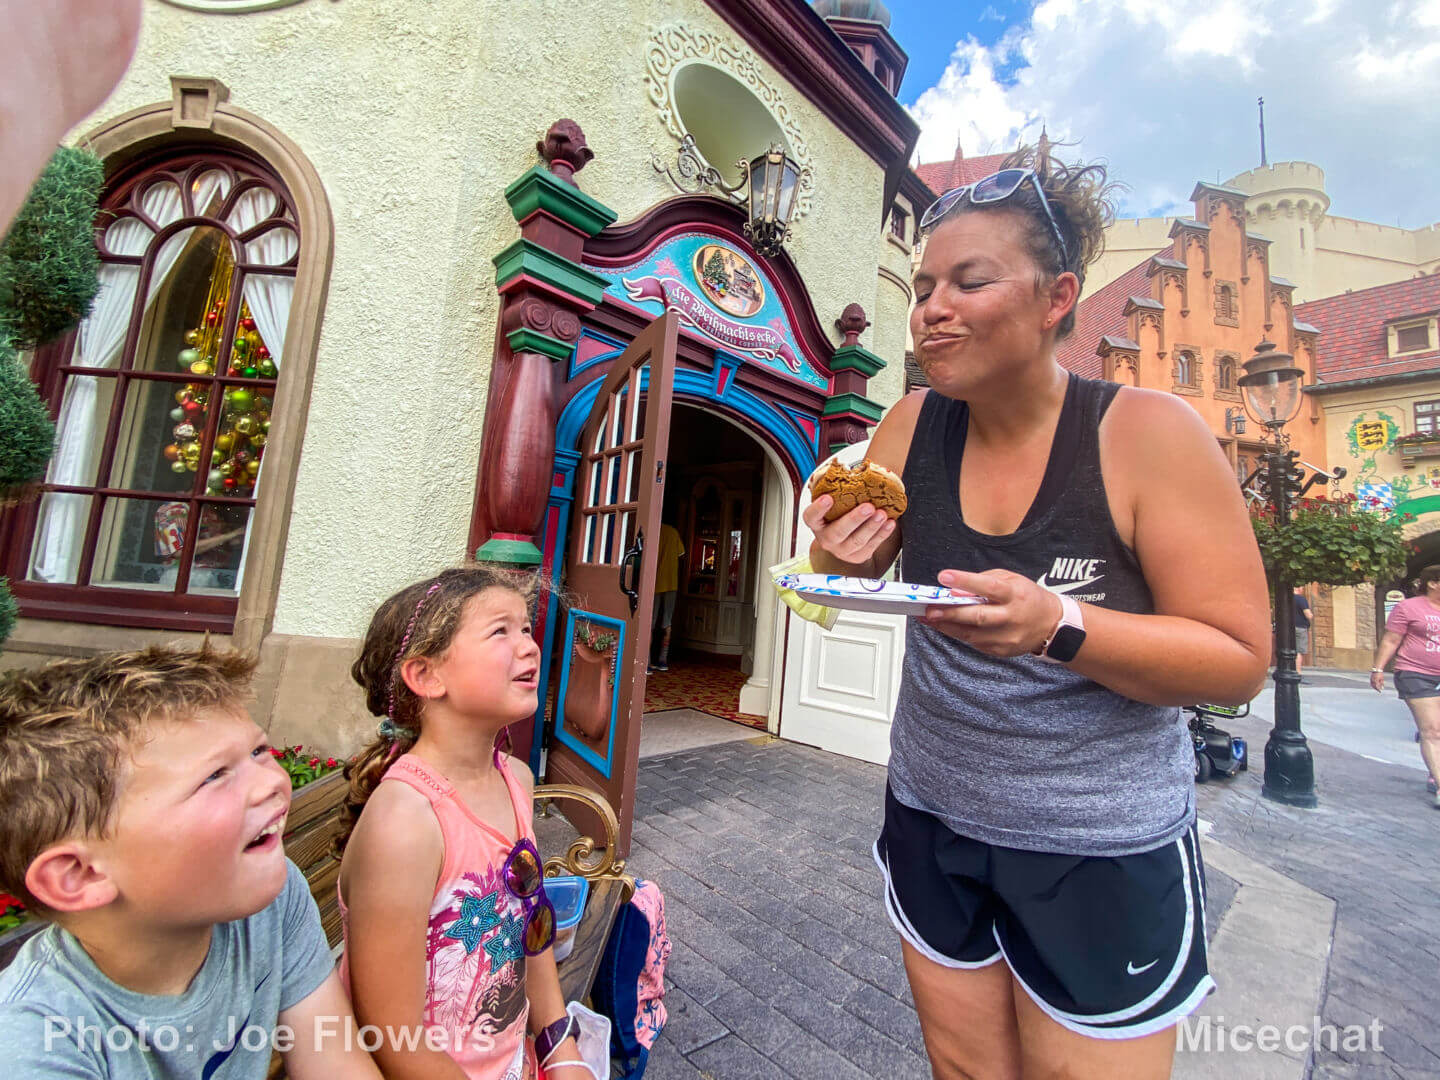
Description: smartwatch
xmin=535 ymin=1014 xmax=579 ymax=1064
xmin=1038 ymin=593 xmax=1086 ymax=663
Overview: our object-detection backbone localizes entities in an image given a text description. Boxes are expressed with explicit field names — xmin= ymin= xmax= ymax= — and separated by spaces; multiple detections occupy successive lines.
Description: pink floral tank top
xmin=339 ymin=751 xmax=538 ymax=1080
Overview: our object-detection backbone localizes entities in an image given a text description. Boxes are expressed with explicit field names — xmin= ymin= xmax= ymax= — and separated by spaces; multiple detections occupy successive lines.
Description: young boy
xmin=0 ymin=645 xmax=380 ymax=1079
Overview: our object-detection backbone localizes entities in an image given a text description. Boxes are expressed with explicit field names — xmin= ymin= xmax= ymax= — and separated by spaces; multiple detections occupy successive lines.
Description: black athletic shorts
xmin=1394 ymin=670 xmax=1440 ymax=700
xmin=874 ymin=785 xmax=1213 ymax=1040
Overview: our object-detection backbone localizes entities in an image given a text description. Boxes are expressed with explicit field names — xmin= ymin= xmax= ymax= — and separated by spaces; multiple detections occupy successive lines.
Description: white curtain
xmin=29 ymin=177 xmax=226 ymax=583
xmin=225 ymin=188 xmax=297 ymax=593
xmin=230 ymin=188 xmax=296 ymax=369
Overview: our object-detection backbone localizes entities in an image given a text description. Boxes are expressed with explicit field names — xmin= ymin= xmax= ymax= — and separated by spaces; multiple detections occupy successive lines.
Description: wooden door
xmin=546 ymin=311 xmax=679 ymax=856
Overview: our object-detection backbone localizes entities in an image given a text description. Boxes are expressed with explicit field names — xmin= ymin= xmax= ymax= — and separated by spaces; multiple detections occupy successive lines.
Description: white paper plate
xmin=776 ymin=573 xmax=985 ymax=616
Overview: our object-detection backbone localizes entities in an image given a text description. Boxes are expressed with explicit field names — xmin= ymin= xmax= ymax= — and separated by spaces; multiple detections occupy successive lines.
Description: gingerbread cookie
xmin=808 ymin=459 xmax=907 ymax=523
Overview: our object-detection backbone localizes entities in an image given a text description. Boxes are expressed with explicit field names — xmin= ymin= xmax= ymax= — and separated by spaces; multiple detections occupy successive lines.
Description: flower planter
xmin=565 ymin=639 xmax=615 ymax=742
xmin=1398 ymin=437 xmax=1440 ymax=467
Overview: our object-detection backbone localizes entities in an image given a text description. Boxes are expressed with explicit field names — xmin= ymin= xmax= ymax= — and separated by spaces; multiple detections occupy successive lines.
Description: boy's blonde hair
xmin=0 ymin=644 xmax=256 ymax=912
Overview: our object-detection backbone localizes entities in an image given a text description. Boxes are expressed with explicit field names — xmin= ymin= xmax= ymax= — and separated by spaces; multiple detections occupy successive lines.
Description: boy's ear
xmin=26 ymin=844 xmax=119 ymax=913
xmin=399 ymin=656 xmax=445 ymax=702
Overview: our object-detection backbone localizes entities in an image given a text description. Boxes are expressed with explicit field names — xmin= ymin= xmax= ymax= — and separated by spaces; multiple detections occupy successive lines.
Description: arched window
xmin=1215 ymin=283 xmax=1236 ymax=322
xmin=1174 ymin=351 xmax=1197 ymax=387
xmin=1217 ymin=355 xmax=1236 ymax=391
xmin=7 ymin=150 xmax=299 ymax=631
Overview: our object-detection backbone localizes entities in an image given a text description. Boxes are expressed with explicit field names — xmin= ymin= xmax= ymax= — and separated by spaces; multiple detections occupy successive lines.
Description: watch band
xmin=1039 ymin=593 xmax=1086 ymax=664
xmin=535 ymin=1014 xmax=578 ymax=1063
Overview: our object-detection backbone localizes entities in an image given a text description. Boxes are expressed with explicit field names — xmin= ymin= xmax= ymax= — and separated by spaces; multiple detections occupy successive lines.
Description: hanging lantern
xmin=741 ymin=144 xmax=802 ymax=258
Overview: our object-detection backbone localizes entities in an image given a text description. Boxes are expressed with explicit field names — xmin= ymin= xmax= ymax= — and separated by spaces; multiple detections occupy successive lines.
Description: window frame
xmin=1415 ymin=398 xmax=1440 ymax=435
xmin=1392 ymin=319 xmax=1435 ymax=357
xmin=1 ymin=150 xmax=297 ymax=632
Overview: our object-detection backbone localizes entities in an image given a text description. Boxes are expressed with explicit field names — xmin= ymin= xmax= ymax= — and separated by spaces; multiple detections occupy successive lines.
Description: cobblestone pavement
xmin=627 ymin=737 xmax=1240 ymax=1080
xmin=1196 ymin=709 xmax=1440 ymax=1080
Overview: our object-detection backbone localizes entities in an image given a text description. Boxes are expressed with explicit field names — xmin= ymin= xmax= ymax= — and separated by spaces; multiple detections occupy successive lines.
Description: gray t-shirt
xmin=0 ymin=859 xmax=334 ymax=1078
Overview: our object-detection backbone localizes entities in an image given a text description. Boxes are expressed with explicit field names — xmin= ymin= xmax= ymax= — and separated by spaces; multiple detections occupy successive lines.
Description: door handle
xmin=618 ymin=529 xmax=644 ymax=615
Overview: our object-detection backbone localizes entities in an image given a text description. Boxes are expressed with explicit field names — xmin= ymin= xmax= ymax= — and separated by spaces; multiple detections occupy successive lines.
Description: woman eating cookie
xmin=803 ymin=143 xmax=1269 ymax=1080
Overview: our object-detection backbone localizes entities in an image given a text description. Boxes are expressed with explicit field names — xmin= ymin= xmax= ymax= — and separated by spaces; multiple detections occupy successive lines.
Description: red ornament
xmin=223 ymin=477 xmax=237 ymax=490
xmin=256 ymin=346 xmax=270 ymax=360
xmin=183 ymin=400 xmax=203 ymax=417
xmin=227 ymin=367 xmax=242 ymax=377
xmin=204 ymin=311 xmax=219 ymax=325
xmin=240 ymin=317 xmax=256 ymax=331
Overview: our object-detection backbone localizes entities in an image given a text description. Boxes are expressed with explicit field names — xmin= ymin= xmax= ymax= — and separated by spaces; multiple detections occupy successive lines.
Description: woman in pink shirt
xmin=1371 ymin=564 xmax=1440 ymax=808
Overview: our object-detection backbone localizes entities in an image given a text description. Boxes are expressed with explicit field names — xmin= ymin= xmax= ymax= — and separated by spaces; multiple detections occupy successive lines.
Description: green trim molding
xmin=822 ymin=392 xmax=884 ymax=423
xmin=504 ymin=167 xmax=617 ymax=236
xmin=506 ymin=327 xmax=573 ymax=362
xmin=1395 ymin=494 xmax=1440 ymax=521
xmin=475 ymin=537 xmax=544 ymax=566
xmin=829 ymin=344 xmax=886 ymax=378
xmin=493 ymin=239 xmax=610 ymax=307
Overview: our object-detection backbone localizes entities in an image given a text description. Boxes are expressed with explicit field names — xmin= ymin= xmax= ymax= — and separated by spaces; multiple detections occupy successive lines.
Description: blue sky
xmin=880 ymin=0 xmax=1440 ymax=229
xmin=887 ymin=0 xmax=1015 ymax=101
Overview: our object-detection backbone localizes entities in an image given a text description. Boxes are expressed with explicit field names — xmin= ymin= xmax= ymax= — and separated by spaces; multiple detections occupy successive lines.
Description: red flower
xmin=1350 ymin=524 xmax=1359 ymax=531
xmin=325 ymin=758 xmax=338 ymax=768
xmin=0 ymin=893 xmax=24 ymax=911
xmin=269 ymin=748 xmax=284 ymax=758
xmin=307 ymin=757 xmax=320 ymax=768
xmin=292 ymin=744 xmax=303 ymax=753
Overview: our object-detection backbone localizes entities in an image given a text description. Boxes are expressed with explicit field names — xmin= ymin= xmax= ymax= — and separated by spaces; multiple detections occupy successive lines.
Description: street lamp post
xmin=1238 ymin=341 xmax=1345 ymax=809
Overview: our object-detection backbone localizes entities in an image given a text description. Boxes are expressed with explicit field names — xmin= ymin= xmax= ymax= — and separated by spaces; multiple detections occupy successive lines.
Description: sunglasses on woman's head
xmin=919 ymin=167 xmax=1070 ymax=271
xmin=503 ymin=838 xmax=556 ymax=955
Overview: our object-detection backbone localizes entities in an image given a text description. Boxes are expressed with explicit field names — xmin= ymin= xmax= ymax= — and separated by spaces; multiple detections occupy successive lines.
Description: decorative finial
xmin=836 ymin=303 xmax=870 ymax=347
xmin=537 ymin=120 xmax=593 ymax=185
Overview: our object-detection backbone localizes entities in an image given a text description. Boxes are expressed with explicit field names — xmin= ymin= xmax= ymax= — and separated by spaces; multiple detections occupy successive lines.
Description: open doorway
xmin=642 ymin=402 xmax=776 ymax=751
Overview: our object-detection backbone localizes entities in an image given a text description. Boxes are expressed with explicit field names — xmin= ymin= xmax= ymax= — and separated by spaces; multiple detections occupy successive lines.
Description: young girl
xmin=337 ymin=566 xmax=592 ymax=1079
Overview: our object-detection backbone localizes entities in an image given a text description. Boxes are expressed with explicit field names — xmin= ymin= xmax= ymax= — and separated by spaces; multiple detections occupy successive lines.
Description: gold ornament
xmin=250 ymin=433 xmax=267 ymax=448
xmin=215 ymin=433 xmax=234 ymax=453
xmin=234 ymin=416 xmax=258 ymax=437
xmin=189 ymin=360 xmax=213 ymax=376
xmin=246 ymin=459 xmax=261 ymax=476
xmin=185 ymin=329 xmax=202 ymax=346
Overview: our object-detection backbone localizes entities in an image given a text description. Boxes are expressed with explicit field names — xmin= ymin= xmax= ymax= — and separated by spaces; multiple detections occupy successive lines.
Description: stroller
xmin=1185 ymin=703 xmax=1249 ymax=783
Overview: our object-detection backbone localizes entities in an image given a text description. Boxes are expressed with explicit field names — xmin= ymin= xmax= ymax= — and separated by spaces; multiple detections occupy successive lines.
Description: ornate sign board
xmin=584 ymin=232 xmax=826 ymax=390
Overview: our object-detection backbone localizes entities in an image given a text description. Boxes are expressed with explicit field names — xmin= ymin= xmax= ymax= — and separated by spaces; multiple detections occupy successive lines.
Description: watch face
xmin=1048 ymin=625 xmax=1086 ymax=663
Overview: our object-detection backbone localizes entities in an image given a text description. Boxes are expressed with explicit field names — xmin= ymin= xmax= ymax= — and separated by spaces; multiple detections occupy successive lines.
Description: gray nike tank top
xmin=888 ymin=375 xmax=1194 ymax=857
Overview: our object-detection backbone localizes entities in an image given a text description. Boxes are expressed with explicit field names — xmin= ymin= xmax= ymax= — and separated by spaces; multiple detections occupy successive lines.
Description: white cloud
xmin=907 ymin=0 xmax=1440 ymax=227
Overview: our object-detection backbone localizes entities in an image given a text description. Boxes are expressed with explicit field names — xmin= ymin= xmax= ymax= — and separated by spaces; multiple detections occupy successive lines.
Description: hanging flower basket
xmin=1250 ymin=492 xmax=1412 ymax=587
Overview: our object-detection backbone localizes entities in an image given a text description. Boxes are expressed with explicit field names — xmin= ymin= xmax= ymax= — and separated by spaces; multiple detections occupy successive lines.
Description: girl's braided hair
xmin=335 ymin=564 xmax=543 ymax=855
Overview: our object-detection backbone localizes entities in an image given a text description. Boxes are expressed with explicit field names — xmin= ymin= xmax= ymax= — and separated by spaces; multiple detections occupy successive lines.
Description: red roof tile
xmin=1055 ymin=254 xmax=1161 ymax=378
xmin=914 ymin=151 xmax=1012 ymax=198
xmin=1294 ymin=275 xmax=1440 ymax=384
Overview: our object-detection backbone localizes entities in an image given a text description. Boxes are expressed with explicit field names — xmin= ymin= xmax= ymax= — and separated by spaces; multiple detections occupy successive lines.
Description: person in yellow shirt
xmin=651 ymin=521 xmax=685 ymax=672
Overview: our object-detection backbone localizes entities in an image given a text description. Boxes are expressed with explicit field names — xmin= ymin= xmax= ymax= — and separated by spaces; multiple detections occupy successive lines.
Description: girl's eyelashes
xmin=252 ymin=742 xmax=271 ymax=758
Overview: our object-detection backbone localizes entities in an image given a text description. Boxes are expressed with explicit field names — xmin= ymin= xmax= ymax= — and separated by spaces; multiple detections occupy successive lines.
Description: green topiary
xmin=0 ymin=337 xmax=56 ymax=500
xmin=0 ymin=147 xmax=103 ymax=349
xmin=0 ymin=578 xmax=17 ymax=649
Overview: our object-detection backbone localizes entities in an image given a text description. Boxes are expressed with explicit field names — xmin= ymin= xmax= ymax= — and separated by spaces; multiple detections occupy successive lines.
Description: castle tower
xmin=1224 ymin=161 xmax=1331 ymax=300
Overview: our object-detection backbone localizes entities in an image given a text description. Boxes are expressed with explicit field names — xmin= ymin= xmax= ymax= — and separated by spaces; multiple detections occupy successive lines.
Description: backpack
xmin=592 ymin=879 xmax=671 ymax=1078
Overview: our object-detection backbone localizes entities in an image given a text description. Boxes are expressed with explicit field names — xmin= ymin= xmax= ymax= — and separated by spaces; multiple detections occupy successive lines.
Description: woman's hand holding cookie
xmin=804 ymin=496 xmax=896 ymax=568
xmin=922 ymin=569 xmax=1063 ymax=658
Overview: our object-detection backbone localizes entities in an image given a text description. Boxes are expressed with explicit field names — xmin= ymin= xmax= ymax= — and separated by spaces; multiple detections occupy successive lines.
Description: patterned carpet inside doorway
xmin=643 ymin=651 xmax=767 ymax=729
